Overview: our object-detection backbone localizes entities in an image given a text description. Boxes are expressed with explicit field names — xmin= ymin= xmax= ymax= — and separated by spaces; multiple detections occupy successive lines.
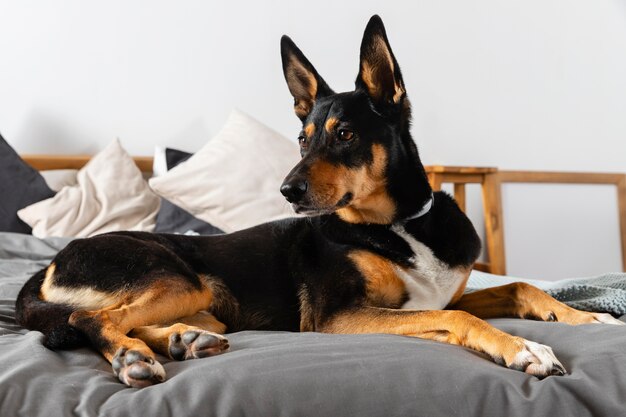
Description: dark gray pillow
xmin=154 ymin=147 xmax=223 ymax=235
xmin=155 ymin=198 xmax=223 ymax=235
xmin=0 ymin=134 xmax=55 ymax=233
xmin=164 ymin=148 xmax=192 ymax=170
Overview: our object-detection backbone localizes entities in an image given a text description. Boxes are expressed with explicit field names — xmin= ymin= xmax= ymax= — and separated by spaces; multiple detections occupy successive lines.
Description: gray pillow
xmin=155 ymin=198 xmax=223 ymax=235
xmin=154 ymin=147 xmax=223 ymax=235
xmin=0 ymin=134 xmax=55 ymax=233
xmin=164 ymin=147 xmax=192 ymax=170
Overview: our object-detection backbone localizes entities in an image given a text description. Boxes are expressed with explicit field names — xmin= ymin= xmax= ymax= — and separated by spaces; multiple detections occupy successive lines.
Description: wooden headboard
xmin=22 ymin=154 xmax=154 ymax=173
xmin=22 ymin=155 xmax=478 ymax=176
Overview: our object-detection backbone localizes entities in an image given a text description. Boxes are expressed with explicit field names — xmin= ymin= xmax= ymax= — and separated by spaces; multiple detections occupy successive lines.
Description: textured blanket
xmin=469 ymin=271 xmax=626 ymax=316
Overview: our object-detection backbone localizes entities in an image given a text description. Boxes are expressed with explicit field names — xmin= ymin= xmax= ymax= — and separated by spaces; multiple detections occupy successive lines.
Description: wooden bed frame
xmin=21 ymin=154 xmax=626 ymax=275
xmin=427 ymin=166 xmax=626 ymax=274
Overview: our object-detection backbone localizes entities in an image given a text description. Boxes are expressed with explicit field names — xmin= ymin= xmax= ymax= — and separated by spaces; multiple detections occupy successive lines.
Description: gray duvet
xmin=1 ymin=233 xmax=625 ymax=417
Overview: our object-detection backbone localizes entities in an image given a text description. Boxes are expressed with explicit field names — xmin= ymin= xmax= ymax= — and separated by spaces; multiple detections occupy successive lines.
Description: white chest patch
xmin=391 ymin=225 xmax=467 ymax=311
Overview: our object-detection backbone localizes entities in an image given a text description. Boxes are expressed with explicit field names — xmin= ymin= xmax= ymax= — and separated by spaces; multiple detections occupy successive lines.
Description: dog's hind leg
xmin=130 ymin=311 xmax=229 ymax=360
xmin=69 ymin=278 xmax=213 ymax=388
xmin=449 ymin=282 xmax=624 ymax=325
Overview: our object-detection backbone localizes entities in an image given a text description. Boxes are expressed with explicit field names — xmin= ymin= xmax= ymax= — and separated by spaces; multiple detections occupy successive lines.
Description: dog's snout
xmin=280 ymin=180 xmax=308 ymax=203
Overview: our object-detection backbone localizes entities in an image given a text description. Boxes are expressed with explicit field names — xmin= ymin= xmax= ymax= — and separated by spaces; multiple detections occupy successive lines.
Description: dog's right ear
xmin=281 ymin=36 xmax=334 ymax=121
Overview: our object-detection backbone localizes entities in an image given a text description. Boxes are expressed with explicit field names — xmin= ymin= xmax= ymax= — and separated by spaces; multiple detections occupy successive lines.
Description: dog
xmin=15 ymin=15 xmax=623 ymax=388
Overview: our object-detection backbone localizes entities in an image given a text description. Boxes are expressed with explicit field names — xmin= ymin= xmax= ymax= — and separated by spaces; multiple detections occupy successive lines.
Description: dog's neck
xmin=320 ymin=145 xmax=433 ymax=263
xmin=402 ymin=193 xmax=434 ymax=222
xmin=385 ymin=131 xmax=433 ymax=224
xmin=318 ymin=214 xmax=416 ymax=268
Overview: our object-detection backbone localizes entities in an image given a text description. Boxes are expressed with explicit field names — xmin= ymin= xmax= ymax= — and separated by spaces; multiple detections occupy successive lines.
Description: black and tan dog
xmin=16 ymin=15 xmax=623 ymax=388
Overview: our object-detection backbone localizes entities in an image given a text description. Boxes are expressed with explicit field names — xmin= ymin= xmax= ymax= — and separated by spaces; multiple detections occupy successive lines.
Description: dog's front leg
xmin=319 ymin=307 xmax=566 ymax=378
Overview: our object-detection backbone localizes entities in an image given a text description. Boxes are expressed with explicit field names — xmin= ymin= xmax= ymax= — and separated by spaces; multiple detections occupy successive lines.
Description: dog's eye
xmin=298 ymin=135 xmax=308 ymax=147
xmin=338 ymin=129 xmax=354 ymax=141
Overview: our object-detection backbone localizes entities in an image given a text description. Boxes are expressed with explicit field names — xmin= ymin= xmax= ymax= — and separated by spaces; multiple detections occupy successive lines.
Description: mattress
xmin=1 ymin=232 xmax=625 ymax=417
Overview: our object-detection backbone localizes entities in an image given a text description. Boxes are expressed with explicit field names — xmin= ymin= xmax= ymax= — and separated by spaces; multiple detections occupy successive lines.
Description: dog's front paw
xmin=112 ymin=348 xmax=166 ymax=388
xmin=169 ymin=330 xmax=229 ymax=360
xmin=508 ymin=340 xmax=566 ymax=378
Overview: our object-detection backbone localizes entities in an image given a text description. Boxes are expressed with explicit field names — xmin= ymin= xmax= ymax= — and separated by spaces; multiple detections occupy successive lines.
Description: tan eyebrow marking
xmin=304 ymin=123 xmax=315 ymax=138
xmin=325 ymin=117 xmax=339 ymax=133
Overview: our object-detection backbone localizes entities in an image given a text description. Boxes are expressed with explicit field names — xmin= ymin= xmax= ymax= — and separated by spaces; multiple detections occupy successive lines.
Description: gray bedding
xmin=1 ymin=233 xmax=625 ymax=417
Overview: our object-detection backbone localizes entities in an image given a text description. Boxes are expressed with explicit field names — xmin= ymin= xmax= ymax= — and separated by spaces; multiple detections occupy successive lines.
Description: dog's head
xmin=280 ymin=15 xmax=431 ymax=225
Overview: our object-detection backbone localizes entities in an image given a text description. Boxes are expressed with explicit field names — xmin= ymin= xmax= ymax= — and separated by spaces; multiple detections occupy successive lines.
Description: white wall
xmin=1 ymin=1 xmax=625 ymax=279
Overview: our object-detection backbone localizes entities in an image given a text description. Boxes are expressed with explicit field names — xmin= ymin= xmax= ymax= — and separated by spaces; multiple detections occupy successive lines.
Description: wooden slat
xmin=482 ymin=173 xmax=506 ymax=275
xmin=428 ymin=167 xmax=503 ymax=274
xmin=453 ymin=183 xmax=466 ymax=212
xmin=498 ymin=170 xmax=624 ymax=185
xmin=22 ymin=154 xmax=154 ymax=173
xmin=427 ymin=173 xmax=443 ymax=191
xmin=425 ymin=166 xmax=497 ymax=174
xmin=473 ymin=262 xmax=491 ymax=273
xmin=433 ymin=173 xmax=485 ymax=184
xmin=618 ymin=175 xmax=626 ymax=272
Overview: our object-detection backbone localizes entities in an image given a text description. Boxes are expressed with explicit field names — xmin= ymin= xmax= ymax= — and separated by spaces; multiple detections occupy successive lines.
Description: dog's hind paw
xmin=169 ymin=330 xmax=229 ymax=360
xmin=590 ymin=313 xmax=625 ymax=325
xmin=509 ymin=340 xmax=566 ymax=378
xmin=558 ymin=309 xmax=626 ymax=325
xmin=112 ymin=348 xmax=166 ymax=388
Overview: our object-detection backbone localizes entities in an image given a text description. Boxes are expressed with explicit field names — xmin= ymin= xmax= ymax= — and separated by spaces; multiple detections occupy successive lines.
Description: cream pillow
xmin=18 ymin=139 xmax=160 ymax=238
xmin=149 ymin=110 xmax=300 ymax=233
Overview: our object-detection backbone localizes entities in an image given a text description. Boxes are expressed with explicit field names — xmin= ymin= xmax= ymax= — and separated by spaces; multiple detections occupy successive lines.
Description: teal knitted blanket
xmin=468 ymin=271 xmax=626 ymax=316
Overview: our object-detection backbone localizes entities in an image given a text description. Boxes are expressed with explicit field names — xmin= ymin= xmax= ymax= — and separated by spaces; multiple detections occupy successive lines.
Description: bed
xmin=1 ymin=232 xmax=626 ymax=416
xmin=2 ymin=139 xmax=626 ymax=416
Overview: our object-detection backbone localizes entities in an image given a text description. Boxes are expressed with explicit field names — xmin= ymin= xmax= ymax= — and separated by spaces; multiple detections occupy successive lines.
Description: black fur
xmin=16 ymin=269 xmax=87 ymax=348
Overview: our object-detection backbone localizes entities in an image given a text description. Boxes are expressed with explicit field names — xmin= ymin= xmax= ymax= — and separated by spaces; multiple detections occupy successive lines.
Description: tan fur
xmin=41 ymin=263 xmax=122 ymax=310
xmin=130 ymin=311 xmax=226 ymax=358
xmin=307 ymin=143 xmax=395 ymax=223
xmin=69 ymin=278 xmax=213 ymax=362
xmin=286 ymin=56 xmax=318 ymax=118
xmin=40 ymin=262 xmax=56 ymax=299
xmin=361 ymin=35 xmax=405 ymax=103
xmin=335 ymin=144 xmax=396 ymax=224
xmin=324 ymin=117 xmax=339 ymax=133
xmin=304 ymin=123 xmax=315 ymax=138
xmin=450 ymin=282 xmax=609 ymax=324
xmin=348 ymin=250 xmax=405 ymax=307
xmin=297 ymin=285 xmax=315 ymax=332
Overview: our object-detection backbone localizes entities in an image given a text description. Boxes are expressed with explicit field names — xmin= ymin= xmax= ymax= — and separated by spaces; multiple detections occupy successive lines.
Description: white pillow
xmin=18 ymin=139 xmax=160 ymax=238
xmin=149 ymin=110 xmax=299 ymax=233
xmin=152 ymin=145 xmax=168 ymax=177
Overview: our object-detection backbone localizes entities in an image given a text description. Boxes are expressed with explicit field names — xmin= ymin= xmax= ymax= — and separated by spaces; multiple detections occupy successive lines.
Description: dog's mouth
xmin=291 ymin=192 xmax=353 ymax=216
xmin=291 ymin=205 xmax=332 ymax=216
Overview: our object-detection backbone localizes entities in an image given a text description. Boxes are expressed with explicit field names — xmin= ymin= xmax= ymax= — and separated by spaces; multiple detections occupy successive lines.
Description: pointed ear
xmin=281 ymin=35 xmax=334 ymax=121
xmin=356 ymin=15 xmax=406 ymax=108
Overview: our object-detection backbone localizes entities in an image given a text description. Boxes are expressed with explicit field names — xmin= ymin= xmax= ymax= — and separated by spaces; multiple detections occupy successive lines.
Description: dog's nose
xmin=280 ymin=180 xmax=308 ymax=203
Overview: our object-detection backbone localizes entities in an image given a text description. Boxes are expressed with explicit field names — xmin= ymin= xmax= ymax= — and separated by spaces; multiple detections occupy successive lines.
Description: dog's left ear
xmin=281 ymin=35 xmax=334 ymax=121
xmin=356 ymin=15 xmax=406 ymax=109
